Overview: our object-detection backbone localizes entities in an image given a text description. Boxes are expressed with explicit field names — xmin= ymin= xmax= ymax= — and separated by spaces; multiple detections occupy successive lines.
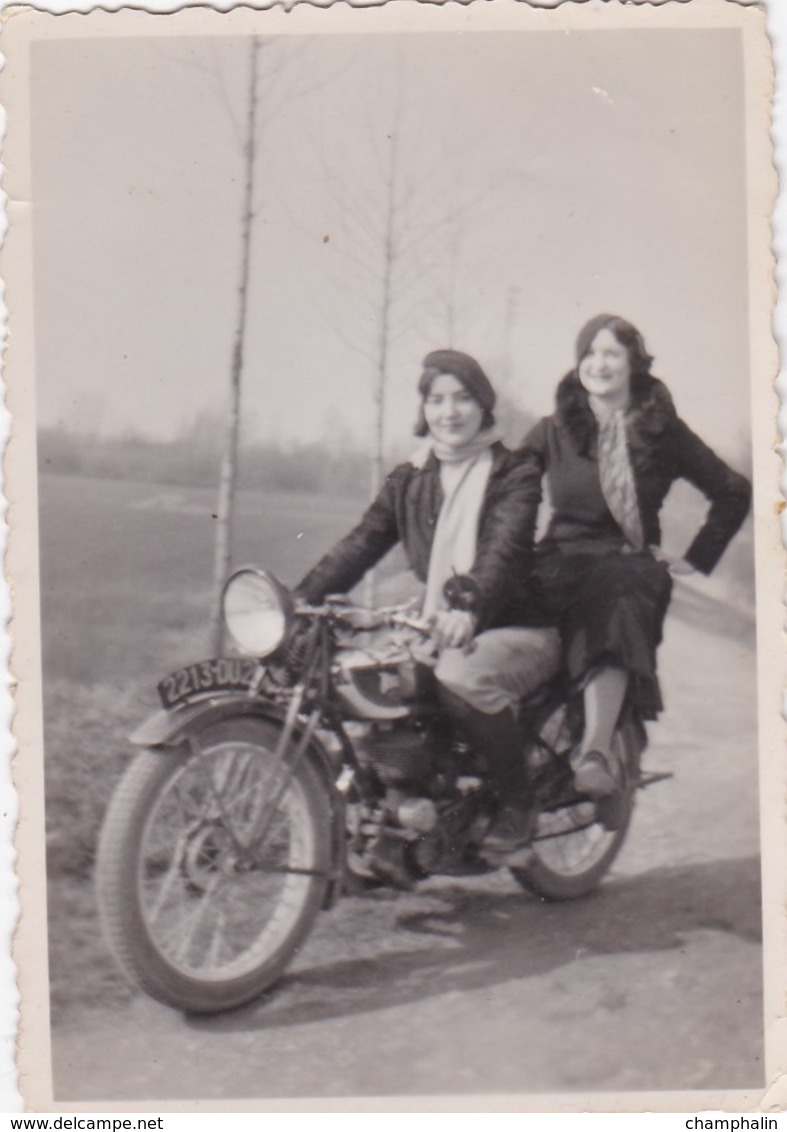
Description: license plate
xmin=157 ymin=657 xmax=262 ymax=709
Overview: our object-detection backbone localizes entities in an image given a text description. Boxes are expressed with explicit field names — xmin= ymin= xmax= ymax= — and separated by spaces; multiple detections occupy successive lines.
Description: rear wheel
xmin=96 ymin=717 xmax=332 ymax=1013
xmin=511 ymin=706 xmax=633 ymax=901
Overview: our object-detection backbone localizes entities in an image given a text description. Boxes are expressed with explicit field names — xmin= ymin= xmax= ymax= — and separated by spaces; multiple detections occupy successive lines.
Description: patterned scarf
xmin=592 ymin=402 xmax=644 ymax=551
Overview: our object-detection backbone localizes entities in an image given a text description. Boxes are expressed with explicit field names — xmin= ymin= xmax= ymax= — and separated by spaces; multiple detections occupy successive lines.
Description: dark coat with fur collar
xmin=295 ymin=443 xmax=541 ymax=631
xmin=522 ymin=371 xmax=751 ymax=575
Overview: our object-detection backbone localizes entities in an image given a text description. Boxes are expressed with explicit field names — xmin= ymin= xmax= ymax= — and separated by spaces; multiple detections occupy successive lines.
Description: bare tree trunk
xmin=362 ymin=125 xmax=399 ymax=609
xmin=373 ymin=130 xmax=399 ymax=497
xmin=210 ymin=38 xmax=259 ymax=652
xmin=445 ymin=222 xmax=462 ymax=347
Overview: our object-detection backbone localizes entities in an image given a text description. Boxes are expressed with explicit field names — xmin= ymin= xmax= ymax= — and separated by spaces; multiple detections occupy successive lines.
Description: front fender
xmin=130 ymin=694 xmax=288 ymax=749
xmin=130 ymin=693 xmax=347 ymax=909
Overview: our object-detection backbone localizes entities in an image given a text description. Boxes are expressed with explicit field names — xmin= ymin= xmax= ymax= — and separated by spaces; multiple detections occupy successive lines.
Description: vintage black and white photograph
xmin=4 ymin=0 xmax=780 ymax=1111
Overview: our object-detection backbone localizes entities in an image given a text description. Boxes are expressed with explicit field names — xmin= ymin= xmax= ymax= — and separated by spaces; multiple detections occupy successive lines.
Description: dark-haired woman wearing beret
xmin=296 ymin=349 xmax=559 ymax=856
xmin=522 ymin=314 xmax=751 ymax=815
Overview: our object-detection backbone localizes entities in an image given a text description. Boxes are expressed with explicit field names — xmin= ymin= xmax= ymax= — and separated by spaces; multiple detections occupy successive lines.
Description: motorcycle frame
xmin=129 ymin=608 xmax=656 ymax=909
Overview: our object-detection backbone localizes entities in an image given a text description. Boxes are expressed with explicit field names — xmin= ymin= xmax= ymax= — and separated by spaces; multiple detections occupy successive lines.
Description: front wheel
xmin=511 ymin=711 xmax=634 ymax=901
xmin=96 ymin=717 xmax=332 ymax=1014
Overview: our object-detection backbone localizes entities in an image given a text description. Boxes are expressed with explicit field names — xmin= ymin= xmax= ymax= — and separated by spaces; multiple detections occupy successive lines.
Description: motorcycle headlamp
xmin=222 ymin=568 xmax=293 ymax=658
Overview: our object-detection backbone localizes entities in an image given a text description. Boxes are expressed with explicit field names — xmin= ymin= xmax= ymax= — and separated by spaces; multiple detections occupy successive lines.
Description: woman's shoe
xmin=572 ymin=749 xmax=628 ymax=831
xmin=571 ymin=748 xmax=620 ymax=799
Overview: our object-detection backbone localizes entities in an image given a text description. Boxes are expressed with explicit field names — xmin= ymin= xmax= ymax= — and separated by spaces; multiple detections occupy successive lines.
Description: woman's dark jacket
xmin=295 ymin=443 xmax=541 ymax=632
xmin=522 ymin=371 xmax=751 ymax=574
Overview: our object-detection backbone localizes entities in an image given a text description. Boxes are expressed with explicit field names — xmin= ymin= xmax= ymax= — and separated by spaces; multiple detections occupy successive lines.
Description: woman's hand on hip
xmin=649 ymin=546 xmax=697 ymax=576
xmin=430 ymin=609 xmax=478 ymax=652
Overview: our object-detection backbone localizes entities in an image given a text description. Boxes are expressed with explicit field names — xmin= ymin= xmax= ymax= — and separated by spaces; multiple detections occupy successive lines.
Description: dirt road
xmin=51 ymin=589 xmax=762 ymax=1104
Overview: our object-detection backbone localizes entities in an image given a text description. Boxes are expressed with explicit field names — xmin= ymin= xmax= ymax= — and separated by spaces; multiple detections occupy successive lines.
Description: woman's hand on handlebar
xmin=429 ymin=609 xmax=477 ymax=652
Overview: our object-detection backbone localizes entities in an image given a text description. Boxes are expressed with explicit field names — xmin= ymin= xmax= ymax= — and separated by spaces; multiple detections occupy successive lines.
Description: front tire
xmin=96 ymin=717 xmax=332 ymax=1014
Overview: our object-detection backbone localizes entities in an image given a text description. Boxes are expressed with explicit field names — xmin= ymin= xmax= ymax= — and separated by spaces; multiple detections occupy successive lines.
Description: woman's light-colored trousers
xmin=435 ymin=626 xmax=561 ymax=715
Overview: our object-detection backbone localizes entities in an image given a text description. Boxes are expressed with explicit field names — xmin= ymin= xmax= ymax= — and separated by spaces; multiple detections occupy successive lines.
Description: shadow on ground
xmin=187 ymin=853 xmax=761 ymax=1035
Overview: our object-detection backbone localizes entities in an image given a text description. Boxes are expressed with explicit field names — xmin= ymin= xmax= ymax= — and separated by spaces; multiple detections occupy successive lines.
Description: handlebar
xmin=292 ymin=596 xmax=431 ymax=637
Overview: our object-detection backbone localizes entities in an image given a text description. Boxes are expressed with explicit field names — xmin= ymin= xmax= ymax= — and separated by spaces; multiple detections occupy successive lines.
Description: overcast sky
xmin=31 ymin=26 xmax=750 ymax=463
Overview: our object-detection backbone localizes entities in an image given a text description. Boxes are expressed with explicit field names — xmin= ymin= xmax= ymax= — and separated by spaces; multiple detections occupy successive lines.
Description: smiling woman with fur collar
xmin=521 ymin=313 xmax=751 ymax=815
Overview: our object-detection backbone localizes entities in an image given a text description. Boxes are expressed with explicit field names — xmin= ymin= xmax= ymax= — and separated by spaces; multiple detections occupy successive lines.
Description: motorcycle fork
xmin=189 ymin=629 xmax=328 ymax=858
xmin=186 ymin=688 xmax=321 ymax=857
xmin=238 ymin=620 xmax=331 ymax=850
xmin=252 ymin=690 xmax=322 ymax=852
xmin=239 ymin=618 xmax=352 ymax=854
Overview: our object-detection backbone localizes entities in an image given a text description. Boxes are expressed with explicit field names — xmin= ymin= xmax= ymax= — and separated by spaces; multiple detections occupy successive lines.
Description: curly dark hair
xmin=553 ymin=316 xmax=672 ymax=457
xmin=574 ymin=313 xmax=655 ymax=377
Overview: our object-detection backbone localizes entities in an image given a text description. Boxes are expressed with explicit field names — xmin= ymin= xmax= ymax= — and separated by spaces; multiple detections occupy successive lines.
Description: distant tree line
xmin=38 ymin=386 xmax=538 ymax=503
xmin=38 ymin=425 xmax=373 ymax=500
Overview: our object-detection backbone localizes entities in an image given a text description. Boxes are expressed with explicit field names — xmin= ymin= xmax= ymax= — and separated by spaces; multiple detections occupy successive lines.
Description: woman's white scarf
xmin=415 ymin=427 xmax=501 ymax=618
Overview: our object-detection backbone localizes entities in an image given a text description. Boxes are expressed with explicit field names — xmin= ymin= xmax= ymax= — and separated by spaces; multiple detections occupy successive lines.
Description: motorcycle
xmin=96 ymin=566 xmax=670 ymax=1015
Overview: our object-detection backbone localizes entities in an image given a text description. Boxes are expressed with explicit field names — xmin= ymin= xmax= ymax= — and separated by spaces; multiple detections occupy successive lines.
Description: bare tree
xmin=209 ymin=37 xmax=260 ymax=652
xmin=442 ymin=220 xmax=464 ymax=349
xmin=293 ymin=56 xmax=508 ymax=603
xmin=157 ymin=37 xmax=343 ymax=648
xmin=370 ymin=105 xmax=400 ymax=502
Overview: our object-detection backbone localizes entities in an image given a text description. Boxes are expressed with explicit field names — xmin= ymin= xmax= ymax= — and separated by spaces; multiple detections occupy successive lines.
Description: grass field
xmin=38 ymin=470 xmax=755 ymax=1022
xmin=40 ymin=472 xmax=381 ymax=1018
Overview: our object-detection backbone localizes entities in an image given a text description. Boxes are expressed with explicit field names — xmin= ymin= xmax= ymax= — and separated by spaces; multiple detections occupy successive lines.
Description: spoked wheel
xmin=511 ymin=706 xmax=633 ymax=901
xmin=96 ymin=717 xmax=332 ymax=1014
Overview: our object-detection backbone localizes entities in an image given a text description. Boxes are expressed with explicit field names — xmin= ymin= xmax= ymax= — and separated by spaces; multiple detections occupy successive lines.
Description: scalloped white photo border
xmin=0 ymin=0 xmax=782 ymax=1115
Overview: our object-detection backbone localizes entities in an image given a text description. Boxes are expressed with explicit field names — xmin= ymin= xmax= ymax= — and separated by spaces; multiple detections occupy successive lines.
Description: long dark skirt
xmin=532 ymin=547 xmax=674 ymax=719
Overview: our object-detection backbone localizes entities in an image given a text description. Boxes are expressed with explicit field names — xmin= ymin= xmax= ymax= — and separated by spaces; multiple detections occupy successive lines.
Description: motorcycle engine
xmin=335 ymin=639 xmax=440 ymax=788
xmin=351 ymin=720 xmax=435 ymax=788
